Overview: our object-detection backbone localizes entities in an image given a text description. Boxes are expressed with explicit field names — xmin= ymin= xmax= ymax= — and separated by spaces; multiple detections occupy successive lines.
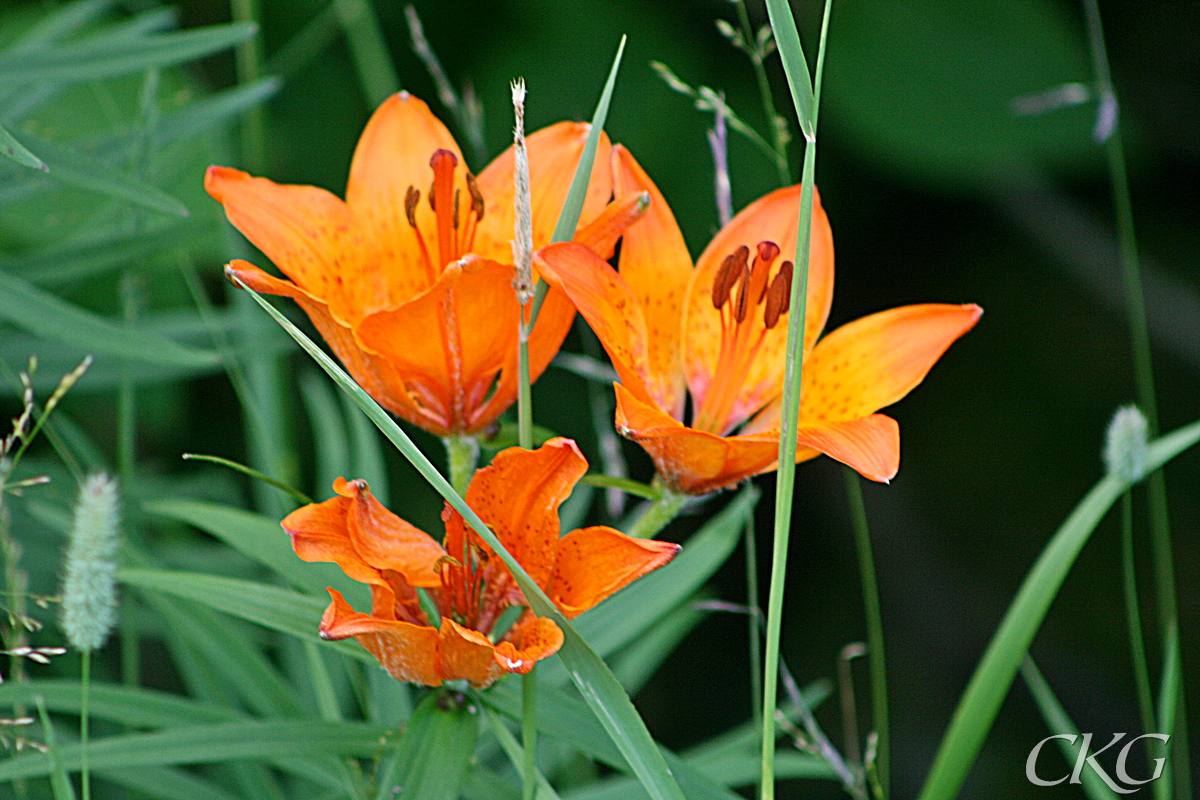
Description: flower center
xmin=435 ymin=539 xmax=491 ymax=632
xmin=691 ymin=240 xmax=793 ymax=435
xmin=404 ymin=148 xmax=486 ymax=284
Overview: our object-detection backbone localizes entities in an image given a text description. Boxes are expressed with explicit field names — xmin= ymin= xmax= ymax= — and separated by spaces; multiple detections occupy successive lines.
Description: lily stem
xmin=626 ymin=487 xmax=688 ymax=539
xmin=523 ymin=668 xmax=537 ymax=800
xmin=444 ymin=435 xmax=479 ymax=497
xmin=844 ymin=467 xmax=889 ymax=799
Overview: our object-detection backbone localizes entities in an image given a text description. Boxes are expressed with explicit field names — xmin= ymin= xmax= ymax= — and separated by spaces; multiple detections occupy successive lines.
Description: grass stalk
xmin=230 ymin=0 xmax=266 ymax=174
xmin=844 ymin=468 xmax=889 ymax=799
xmin=80 ymin=649 xmax=90 ymax=800
xmin=760 ymin=1 xmax=831 ymax=796
xmin=332 ymin=0 xmax=400 ymax=108
xmin=1080 ymin=3 xmax=1189 ymax=793
xmin=1121 ymin=491 xmax=1155 ymax=739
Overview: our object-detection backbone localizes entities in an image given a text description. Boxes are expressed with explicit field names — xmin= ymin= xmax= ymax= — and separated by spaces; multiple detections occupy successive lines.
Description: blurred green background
xmin=1 ymin=0 xmax=1198 ymax=797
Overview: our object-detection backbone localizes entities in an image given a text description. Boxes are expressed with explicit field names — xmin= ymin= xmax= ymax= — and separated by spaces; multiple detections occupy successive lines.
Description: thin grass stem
xmin=230 ymin=0 xmax=266 ymax=174
xmin=844 ymin=468 xmax=889 ymax=799
xmin=734 ymin=0 xmax=790 ymax=184
xmin=760 ymin=2 xmax=831 ymax=797
xmin=80 ymin=649 xmax=90 ymax=800
xmin=333 ymin=0 xmax=399 ymax=107
xmin=523 ymin=669 xmax=538 ymax=800
xmin=1121 ymin=491 xmax=1156 ymax=738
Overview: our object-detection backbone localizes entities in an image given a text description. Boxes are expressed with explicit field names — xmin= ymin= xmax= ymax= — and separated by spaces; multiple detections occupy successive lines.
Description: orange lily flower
xmin=282 ymin=438 xmax=679 ymax=688
xmin=206 ymin=92 xmax=636 ymax=436
xmin=535 ymin=148 xmax=982 ymax=494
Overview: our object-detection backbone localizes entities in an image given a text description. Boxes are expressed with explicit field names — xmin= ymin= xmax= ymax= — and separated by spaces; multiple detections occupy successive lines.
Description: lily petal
xmin=494 ymin=615 xmax=564 ymax=674
xmin=473 ymin=123 xmax=613 ymax=263
xmin=356 ymin=256 xmax=521 ymax=433
xmin=205 ymin=166 xmax=372 ymax=324
xmin=610 ymin=145 xmax=694 ymax=418
xmin=438 ymin=618 xmax=502 ymax=688
xmin=683 ymin=185 xmax=835 ymax=426
xmin=797 ymin=304 xmax=983 ymax=423
xmin=336 ymin=477 xmax=445 ymax=588
xmin=319 ymin=588 xmax=442 ymax=686
xmin=464 ymin=437 xmax=588 ymax=590
xmin=794 ymin=415 xmax=900 ymax=482
xmin=282 ymin=494 xmax=384 ymax=589
xmin=534 ymin=242 xmax=655 ymax=407
xmin=613 ymin=383 xmax=731 ymax=493
xmin=225 ymin=260 xmax=440 ymax=431
xmin=343 ymin=92 xmax=463 ymax=302
xmin=550 ymin=525 xmax=680 ymax=618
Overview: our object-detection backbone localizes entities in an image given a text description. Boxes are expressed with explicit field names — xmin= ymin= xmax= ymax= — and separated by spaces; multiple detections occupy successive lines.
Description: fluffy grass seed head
xmin=59 ymin=473 xmax=121 ymax=652
xmin=1104 ymin=404 xmax=1149 ymax=483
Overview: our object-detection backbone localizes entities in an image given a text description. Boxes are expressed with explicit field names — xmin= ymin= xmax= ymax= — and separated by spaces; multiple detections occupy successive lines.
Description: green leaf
xmin=550 ymin=35 xmax=625 ymax=243
xmin=918 ymin=417 xmax=1200 ymax=800
xmin=16 ymin=133 xmax=189 ymax=216
xmin=0 ymin=720 xmax=389 ymax=781
xmin=236 ymin=280 xmax=687 ymax=800
xmin=118 ymin=567 xmax=372 ymax=665
xmin=154 ymin=77 xmax=280 ymax=146
xmin=763 ymin=0 xmax=815 ymax=139
xmin=0 ymin=271 xmax=218 ymax=368
xmin=98 ymin=766 xmax=241 ymax=800
xmin=2 ymin=220 xmax=201 ymax=286
xmin=34 ymin=696 xmax=76 ymax=800
xmin=0 ymin=680 xmax=241 ymax=728
xmin=376 ymin=691 xmax=479 ymax=800
xmin=0 ymin=124 xmax=47 ymax=171
xmin=609 ymin=602 xmax=705 ymax=695
xmin=1021 ymin=658 xmax=1121 ymax=800
xmin=143 ymin=498 xmax=366 ymax=603
xmin=571 ymin=486 xmax=757 ymax=660
xmin=0 ymin=0 xmax=116 ymax=56
xmin=0 ymin=22 xmax=259 ymax=86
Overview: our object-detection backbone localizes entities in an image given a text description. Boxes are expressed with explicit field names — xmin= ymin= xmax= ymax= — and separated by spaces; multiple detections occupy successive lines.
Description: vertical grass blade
xmin=917 ymin=419 xmax=1200 ymax=800
xmin=763 ymin=0 xmax=815 ymax=141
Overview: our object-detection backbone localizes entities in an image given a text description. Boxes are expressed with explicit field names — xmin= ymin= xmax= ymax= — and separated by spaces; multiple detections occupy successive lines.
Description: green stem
xmin=734 ymin=0 xmax=790 ymax=184
xmin=844 ymin=468 xmax=888 ymax=800
xmin=81 ymin=649 xmax=91 ymax=800
xmin=744 ymin=512 xmax=763 ymax=800
xmin=1081 ymin=4 xmax=1188 ymax=794
xmin=444 ymin=435 xmax=479 ymax=497
xmin=230 ymin=0 xmax=266 ymax=174
xmin=760 ymin=3 xmax=831 ymax=796
xmin=523 ymin=668 xmax=538 ymax=800
xmin=518 ymin=321 xmax=533 ymax=450
xmin=1121 ymin=490 xmax=1155 ymax=738
xmin=625 ymin=488 xmax=688 ymax=539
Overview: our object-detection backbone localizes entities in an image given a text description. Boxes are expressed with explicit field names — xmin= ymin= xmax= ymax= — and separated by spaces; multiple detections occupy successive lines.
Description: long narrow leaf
xmin=0 ymin=271 xmax=218 ymax=368
xmin=918 ymin=418 xmax=1200 ymax=800
xmin=762 ymin=0 xmax=815 ymax=139
xmin=236 ymin=280 xmax=687 ymax=800
xmin=376 ymin=691 xmax=478 ymax=800
xmin=0 ymin=22 xmax=258 ymax=85
xmin=0 ymin=125 xmax=48 ymax=171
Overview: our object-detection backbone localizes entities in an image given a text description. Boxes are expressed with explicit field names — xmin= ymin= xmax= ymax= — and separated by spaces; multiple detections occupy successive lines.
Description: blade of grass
xmin=759 ymin=1 xmax=831 ymax=797
xmin=0 ymin=22 xmax=259 ymax=85
xmin=917 ymin=418 xmax=1200 ymax=800
xmin=528 ymin=35 xmax=625 ymax=326
xmin=0 ymin=271 xmax=217 ymax=368
xmin=180 ymin=453 xmax=312 ymax=505
xmin=1020 ymin=658 xmax=1121 ymax=800
xmin=333 ymin=0 xmax=400 ymax=107
xmin=235 ymin=278 xmax=686 ymax=800
xmin=0 ymin=124 xmax=48 ymax=171
xmin=375 ymin=691 xmax=478 ymax=800
xmin=482 ymin=705 xmax=562 ymax=800
xmin=35 ymin=695 xmax=77 ymax=800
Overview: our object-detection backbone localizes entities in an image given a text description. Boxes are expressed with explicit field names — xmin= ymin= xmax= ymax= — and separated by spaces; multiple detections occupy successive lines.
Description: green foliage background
xmin=0 ymin=0 xmax=1197 ymax=798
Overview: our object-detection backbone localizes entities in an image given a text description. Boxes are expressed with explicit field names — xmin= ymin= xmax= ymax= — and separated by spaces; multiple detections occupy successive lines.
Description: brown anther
xmin=764 ymin=268 xmax=791 ymax=329
xmin=466 ymin=172 xmax=485 ymax=220
xmin=755 ymin=241 xmax=781 ymax=302
xmin=428 ymin=179 xmax=437 ymax=211
xmin=711 ymin=245 xmax=749 ymax=310
xmin=434 ymin=554 xmax=464 ymax=574
xmin=733 ymin=260 xmax=752 ymax=323
xmin=777 ymin=261 xmax=794 ymax=316
xmin=453 ymin=188 xmax=461 ymax=229
xmin=405 ymin=186 xmax=420 ymax=227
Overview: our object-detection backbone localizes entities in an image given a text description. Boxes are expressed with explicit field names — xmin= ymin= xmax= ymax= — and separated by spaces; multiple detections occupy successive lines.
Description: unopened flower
xmin=1104 ymin=404 xmax=1149 ymax=483
xmin=536 ymin=148 xmax=982 ymax=493
xmin=283 ymin=439 xmax=678 ymax=688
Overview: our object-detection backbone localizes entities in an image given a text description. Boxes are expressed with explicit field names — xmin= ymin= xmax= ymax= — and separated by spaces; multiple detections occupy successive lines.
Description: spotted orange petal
xmin=225 ymin=260 xmax=442 ymax=432
xmin=438 ymin=618 xmax=502 ymax=688
xmin=534 ymin=242 xmax=655 ymax=407
xmin=494 ymin=615 xmax=564 ymax=674
xmin=319 ymin=588 xmax=442 ymax=686
xmin=550 ymin=525 xmax=680 ymax=618
xmin=343 ymin=92 xmax=463 ymax=303
xmin=613 ymin=383 xmax=732 ymax=493
xmin=683 ymin=185 xmax=835 ymax=429
xmin=335 ymin=477 xmax=445 ymax=589
xmin=473 ymin=123 xmax=613 ymax=264
xmin=355 ymin=256 xmax=521 ymax=434
xmin=609 ymin=145 xmax=694 ymax=418
xmin=464 ymin=437 xmax=588 ymax=591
